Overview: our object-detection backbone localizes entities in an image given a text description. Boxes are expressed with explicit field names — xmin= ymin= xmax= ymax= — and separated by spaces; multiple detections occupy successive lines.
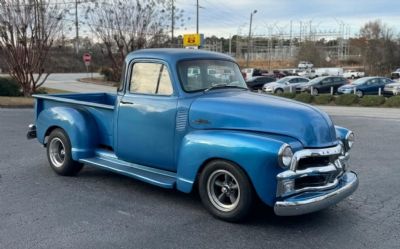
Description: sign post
xmin=82 ymin=53 xmax=92 ymax=78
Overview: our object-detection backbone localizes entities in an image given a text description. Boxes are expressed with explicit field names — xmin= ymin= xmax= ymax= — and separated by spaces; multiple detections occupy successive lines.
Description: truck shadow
xmin=78 ymin=166 xmax=347 ymax=228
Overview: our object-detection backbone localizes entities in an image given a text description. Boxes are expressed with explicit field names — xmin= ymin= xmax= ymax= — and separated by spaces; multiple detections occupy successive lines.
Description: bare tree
xmin=359 ymin=20 xmax=400 ymax=75
xmin=296 ymin=40 xmax=328 ymax=67
xmin=85 ymin=0 xmax=183 ymax=81
xmin=0 ymin=0 xmax=64 ymax=96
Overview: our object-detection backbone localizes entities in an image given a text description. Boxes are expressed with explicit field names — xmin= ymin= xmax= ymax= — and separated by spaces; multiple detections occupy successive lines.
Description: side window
xmin=130 ymin=63 xmax=173 ymax=95
xmin=321 ymin=78 xmax=332 ymax=85
xmin=369 ymin=79 xmax=378 ymax=85
xmin=289 ymin=79 xmax=297 ymax=83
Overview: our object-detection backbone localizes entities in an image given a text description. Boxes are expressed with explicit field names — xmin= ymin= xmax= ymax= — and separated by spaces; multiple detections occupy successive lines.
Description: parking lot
xmin=0 ymin=108 xmax=399 ymax=249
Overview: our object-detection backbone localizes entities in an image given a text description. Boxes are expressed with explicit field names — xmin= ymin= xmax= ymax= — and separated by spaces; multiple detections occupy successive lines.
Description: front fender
xmin=335 ymin=125 xmax=350 ymax=141
xmin=176 ymin=130 xmax=299 ymax=206
xmin=36 ymin=106 xmax=98 ymax=160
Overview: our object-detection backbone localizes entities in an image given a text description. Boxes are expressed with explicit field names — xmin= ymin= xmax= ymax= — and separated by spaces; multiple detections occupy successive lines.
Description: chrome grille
xmin=276 ymin=144 xmax=346 ymax=197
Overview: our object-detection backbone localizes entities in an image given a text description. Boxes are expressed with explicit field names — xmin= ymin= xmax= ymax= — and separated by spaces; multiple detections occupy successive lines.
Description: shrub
xmin=335 ymin=94 xmax=359 ymax=106
xmin=0 ymin=77 xmax=21 ymax=96
xmin=359 ymin=95 xmax=385 ymax=107
xmin=276 ymin=92 xmax=296 ymax=99
xmin=384 ymin=96 xmax=400 ymax=107
xmin=294 ymin=93 xmax=313 ymax=103
xmin=313 ymin=94 xmax=333 ymax=105
xmin=99 ymin=67 xmax=115 ymax=81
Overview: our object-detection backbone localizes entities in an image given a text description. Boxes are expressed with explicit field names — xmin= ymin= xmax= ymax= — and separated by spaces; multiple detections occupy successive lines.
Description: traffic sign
xmin=83 ymin=53 xmax=92 ymax=63
xmin=183 ymin=34 xmax=204 ymax=47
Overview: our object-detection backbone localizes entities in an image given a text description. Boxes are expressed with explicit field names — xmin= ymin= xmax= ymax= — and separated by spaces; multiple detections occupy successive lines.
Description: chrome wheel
xmin=49 ymin=137 xmax=66 ymax=168
xmin=356 ymin=90 xmax=363 ymax=98
xmin=207 ymin=169 xmax=240 ymax=212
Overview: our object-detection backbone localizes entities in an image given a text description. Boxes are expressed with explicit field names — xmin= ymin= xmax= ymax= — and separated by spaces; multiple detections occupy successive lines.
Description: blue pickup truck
xmin=27 ymin=49 xmax=358 ymax=221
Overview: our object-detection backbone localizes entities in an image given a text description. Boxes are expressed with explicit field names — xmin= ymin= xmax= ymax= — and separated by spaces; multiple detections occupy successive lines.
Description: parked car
xmin=343 ymin=70 xmax=365 ymax=79
xmin=383 ymin=82 xmax=400 ymax=96
xmin=246 ymin=76 xmax=276 ymax=90
xmin=298 ymin=76 xmax=348 ymax=95
xmin=298 ymin=61 xmax=313 ymax=69
xmin=391 ymin=68 xmax=400 ymax=80
xmin=262 ymin=76 xmax=309 ymax=94
xmin=27 ymin=49 xmax=358 ymax=222
xmin=241 ymin=68 xmax=266 ymax=80
xmin=338 ymin=77 xmax=395 ymax=97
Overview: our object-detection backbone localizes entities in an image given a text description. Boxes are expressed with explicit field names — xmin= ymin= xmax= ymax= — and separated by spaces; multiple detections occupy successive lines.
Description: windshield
xmin=351 ymin=78 xmax=368 ymax=85
xmin=276 ymin=78 xmax=289 ymax=84
xmin=305 ymin=77 xmax=322 ymax=85
xmin=178 ymin=60 xmax=247 ymax=92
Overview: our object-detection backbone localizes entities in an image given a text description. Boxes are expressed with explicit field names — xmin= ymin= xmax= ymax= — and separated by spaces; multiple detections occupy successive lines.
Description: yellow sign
xmin=183 ymin=34 xmax=202 ymax=47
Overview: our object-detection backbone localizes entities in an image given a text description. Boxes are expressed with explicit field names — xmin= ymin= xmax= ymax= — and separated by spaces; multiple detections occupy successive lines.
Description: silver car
xmin=262 ymin=76 xmax=309 ymax=94
xmin=384 ymin=82 xmax=400 ymax=96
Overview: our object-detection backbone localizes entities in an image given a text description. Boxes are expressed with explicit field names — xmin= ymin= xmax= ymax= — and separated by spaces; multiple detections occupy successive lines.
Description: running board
xmin=79 ymin=151 xmax=176 ymax=189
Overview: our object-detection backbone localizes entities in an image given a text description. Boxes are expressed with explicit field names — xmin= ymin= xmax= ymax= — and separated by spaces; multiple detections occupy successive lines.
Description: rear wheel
xmin=199 ymin=160 xmax=254 ymax=222
xmin=47 ymin=128 xmax=83 ymax=176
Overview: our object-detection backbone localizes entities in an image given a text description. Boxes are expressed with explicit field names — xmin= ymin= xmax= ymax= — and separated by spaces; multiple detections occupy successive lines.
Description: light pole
xmin=246 ymin=10 xmax=257 ymax=67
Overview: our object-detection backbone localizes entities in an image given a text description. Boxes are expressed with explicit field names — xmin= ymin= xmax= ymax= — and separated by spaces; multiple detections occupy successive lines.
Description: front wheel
xmin=47 ymin=128 xmax=83 ymax=176
xmin=356 ymin=90 xmax=363 ymax=98
xmin=312 ymin=88 xmax=319 ymax=95
xmin=274 ymin=88 xmax=284 ymax=94
xmin=199 ymin=160 xmax=254 ymax=222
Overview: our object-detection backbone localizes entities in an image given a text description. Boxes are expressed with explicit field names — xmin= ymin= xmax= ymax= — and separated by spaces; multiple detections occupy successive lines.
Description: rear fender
xmin=176 ymin=130 xmax=289 ymax=206
xmin=36 ymin=106 xmax=99 ymax=160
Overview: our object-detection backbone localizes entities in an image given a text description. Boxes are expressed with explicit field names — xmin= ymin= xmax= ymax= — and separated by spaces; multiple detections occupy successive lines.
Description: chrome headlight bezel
xmin=278 ymin=144 xmax=293 ymax=169
xmin=344 ymin=131 xmax=354 ymax=151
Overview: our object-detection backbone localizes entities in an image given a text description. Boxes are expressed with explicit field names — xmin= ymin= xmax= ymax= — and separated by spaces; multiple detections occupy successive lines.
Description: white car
xmin=262 ymin=76 xmax=309 ymax=94
xmin=298 ymin=61 xmax=314 ymax=69
xmin=343 ymin=70 xmax=365 ymax=79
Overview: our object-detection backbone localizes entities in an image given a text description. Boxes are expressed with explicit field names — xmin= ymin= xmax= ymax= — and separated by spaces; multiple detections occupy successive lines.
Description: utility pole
xmin=75 ymin=0 xmax=79 ymax=55
xmin=229 ymin=34 xmax=232 ymax=55
xmin=196 ymin=0 xmax=199 ymax=34
xmin=246 ymin=10 xmax=257 ymax=67
xmin=171 ymin=0 xmax=174 ymax=47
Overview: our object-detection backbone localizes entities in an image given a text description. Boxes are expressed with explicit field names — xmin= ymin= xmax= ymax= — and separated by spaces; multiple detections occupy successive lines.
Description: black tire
xmin=274 ymin=88 xmax=284 ymax=94
xmin=312 ymin=88 xmax=319 ymax=95
xmin=46 ymin=128 xmax=83 ymax=176
xmin=356 ymin=90 xmax=363 ymax=98
xmin=198 ymin=160 xmax=254 ymax=222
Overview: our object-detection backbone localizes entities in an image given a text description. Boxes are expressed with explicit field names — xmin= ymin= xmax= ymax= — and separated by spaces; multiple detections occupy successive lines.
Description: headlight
xmin=345 ymin=131 xmax=354 ymax=151
xmin=278 ymin=144 xmax=293 ymax=169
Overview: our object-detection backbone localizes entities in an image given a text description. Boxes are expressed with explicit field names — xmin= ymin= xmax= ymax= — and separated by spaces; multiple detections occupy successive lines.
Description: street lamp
xmin=246 ymin=10 xmax=257 ymax=67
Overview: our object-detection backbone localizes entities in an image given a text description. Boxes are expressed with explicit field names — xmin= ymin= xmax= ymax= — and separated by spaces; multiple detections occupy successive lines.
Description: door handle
xmin=120 ymin=100 xmax=134 ymax=105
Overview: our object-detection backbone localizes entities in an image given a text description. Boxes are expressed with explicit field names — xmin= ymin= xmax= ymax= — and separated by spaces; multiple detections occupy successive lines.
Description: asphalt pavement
xmin=0 ymin=109 xmax=399 ymax=248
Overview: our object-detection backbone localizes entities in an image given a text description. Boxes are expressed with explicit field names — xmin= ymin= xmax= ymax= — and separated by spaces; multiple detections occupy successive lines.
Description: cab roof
xmin=125 ymin=48 xmax=236 ymax=65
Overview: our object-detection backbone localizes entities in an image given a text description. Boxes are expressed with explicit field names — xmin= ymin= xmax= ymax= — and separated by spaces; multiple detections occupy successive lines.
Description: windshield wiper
xmin=203 ymin=83 xmax=248 ymax=93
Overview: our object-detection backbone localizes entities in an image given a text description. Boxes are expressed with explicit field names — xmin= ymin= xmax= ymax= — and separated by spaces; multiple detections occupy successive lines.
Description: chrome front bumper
xmin=274 ymin=171 xmax=358 ymax=216
xmin=27 ymin=124 xmax=37 ymax=139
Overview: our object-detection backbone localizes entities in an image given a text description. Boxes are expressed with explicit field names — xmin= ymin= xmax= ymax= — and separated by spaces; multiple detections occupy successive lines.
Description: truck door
xmin=116 ymin=61 xmax=178 ymax=171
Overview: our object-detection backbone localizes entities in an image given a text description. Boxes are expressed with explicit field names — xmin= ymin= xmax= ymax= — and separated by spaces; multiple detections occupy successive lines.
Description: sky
xmin=175 ymin=0 xmax=400 ymax=38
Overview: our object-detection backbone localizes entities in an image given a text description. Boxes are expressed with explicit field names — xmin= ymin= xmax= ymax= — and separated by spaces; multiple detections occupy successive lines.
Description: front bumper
xmin=274 ymin=171 xmax=358 ymax=216
xmin=383 ymin=90 xmax=399 ymax=96
xmin=27 ymin=124 xmax=37 ymax=139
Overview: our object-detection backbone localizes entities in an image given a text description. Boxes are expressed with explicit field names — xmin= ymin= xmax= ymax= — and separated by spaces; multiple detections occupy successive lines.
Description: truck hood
xmin=189 ymin=90 xmax=338 ymax=148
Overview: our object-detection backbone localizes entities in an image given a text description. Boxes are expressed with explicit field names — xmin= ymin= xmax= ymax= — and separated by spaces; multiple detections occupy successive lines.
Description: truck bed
xmin=34 ymin=92 xmax=117 ymax=148
xmin=33 ymin=92 xmax=116 ymax=109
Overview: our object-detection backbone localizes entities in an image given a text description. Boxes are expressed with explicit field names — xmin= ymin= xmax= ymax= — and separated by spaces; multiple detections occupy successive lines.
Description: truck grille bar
xmin=276 ymin=144 xmax=347 ymax=198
